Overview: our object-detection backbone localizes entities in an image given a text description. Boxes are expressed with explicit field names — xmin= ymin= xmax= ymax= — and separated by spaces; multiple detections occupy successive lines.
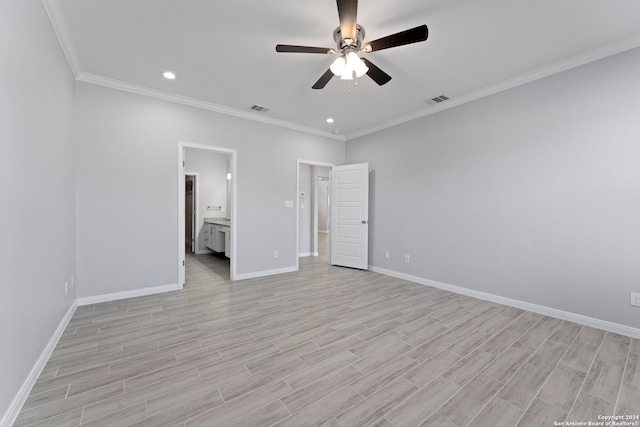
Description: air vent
xmin=249 ymin=104 xmax=270 ymax=113
xmin=424 ymin=95 xmax=450 ymax=105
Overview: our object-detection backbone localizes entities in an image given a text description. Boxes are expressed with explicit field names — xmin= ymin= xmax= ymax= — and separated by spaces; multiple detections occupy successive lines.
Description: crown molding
xmin=41 ymin=0 xmax=640 ymax=143
xmin=345 ymin=35 xmax=640 ymax=141
xmin=76 ymin=73 xmax=345 ymax=141
xmin=41 ymin=0 xmax=343 ymax=142
xmin=42 ymin=0 xmax=81 ymax=77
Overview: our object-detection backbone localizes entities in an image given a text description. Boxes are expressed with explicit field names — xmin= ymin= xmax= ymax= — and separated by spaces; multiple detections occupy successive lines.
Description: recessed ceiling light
xmin=163 ymin=71 xmax=176 ymax=80
xmin=326 ymin=118 xmax=334 ymax=124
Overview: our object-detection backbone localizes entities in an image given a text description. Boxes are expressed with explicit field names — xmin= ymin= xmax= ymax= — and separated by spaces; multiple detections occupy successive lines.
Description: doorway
xmin=296 ymin=159 xmax=333 ymax=270
xmin=178 ymin=142 xmax=237 ymax=286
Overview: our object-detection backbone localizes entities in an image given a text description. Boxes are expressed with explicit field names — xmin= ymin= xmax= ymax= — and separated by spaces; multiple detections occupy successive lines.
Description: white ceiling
xmin=47 ymin=0 xmax=640 ymax=140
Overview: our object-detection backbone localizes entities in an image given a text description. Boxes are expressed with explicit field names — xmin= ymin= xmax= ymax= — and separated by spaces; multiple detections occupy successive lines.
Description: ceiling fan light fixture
xmin=336 ymin=52 xmax=368 ymax=80
xmin=330 ymin=56 xmax=346 ymax=76
xmin=353 ymin=55 xmax=369 ymax=78
xmin=347 ymin=52 xmax=368 ymax=78
xmin=331 ymin=52 xmax=368 ymax=79
xmin=275 ymin=1 xmax=428 ymax=89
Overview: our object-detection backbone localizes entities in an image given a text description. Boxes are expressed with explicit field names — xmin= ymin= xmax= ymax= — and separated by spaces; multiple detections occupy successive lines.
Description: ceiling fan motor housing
xmin=333 ymin=25 xmax=366 ymax=53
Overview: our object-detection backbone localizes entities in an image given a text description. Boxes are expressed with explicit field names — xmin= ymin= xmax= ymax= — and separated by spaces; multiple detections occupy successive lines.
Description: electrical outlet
xmin=273 ymin=251 xmax=279 ymax=258
xmin=384 ymin=251 xmax=390 ymax=259
xmin=404 ymin=254 xmax=410 ymax=263
xmin=65 ymin=281 xmax=68 ymax=295
xmin=631 ymin=292 xmax=640 ymax=307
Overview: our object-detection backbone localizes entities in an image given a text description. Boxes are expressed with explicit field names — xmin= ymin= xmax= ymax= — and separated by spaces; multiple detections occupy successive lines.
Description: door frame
xmin=178 ymin=141 xmax=238 ymax=285
xmin=296 ymin=159 xmax=334 ymax=271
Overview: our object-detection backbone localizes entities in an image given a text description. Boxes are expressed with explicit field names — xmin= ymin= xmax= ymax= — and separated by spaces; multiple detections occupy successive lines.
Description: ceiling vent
xmin=249 ymin=104 xmax=270 ymax=113
xmin=424 ymin=95 xmax=449 ymax=105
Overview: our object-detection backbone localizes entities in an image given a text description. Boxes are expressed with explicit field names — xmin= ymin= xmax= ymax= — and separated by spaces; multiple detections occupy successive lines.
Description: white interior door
xmin=330 ymin=163 xmax=369 ymax=269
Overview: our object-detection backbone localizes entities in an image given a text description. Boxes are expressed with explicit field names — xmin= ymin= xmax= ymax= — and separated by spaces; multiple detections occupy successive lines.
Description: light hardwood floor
xmin=15 ymin=238 xmax=639 ymax=426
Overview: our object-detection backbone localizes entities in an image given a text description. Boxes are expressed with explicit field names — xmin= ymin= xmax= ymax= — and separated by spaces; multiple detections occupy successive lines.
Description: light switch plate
xmin=284 ymin=200 xmax=294 ymax=208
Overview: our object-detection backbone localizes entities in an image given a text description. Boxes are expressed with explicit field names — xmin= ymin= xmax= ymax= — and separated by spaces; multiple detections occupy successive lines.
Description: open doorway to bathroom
xmin=178 ymin=142 xmax=237 ymax=286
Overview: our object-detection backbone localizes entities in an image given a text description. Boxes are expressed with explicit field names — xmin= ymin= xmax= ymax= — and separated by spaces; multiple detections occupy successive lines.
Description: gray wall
xmin=346 ymin=47 xmax=640 ymax=329
xmin=4 ymin=1 xmax=639 ymax=419
xmin=318 ymin=178 xmax=330 ymax=233
xmin=0 ymin=0 xmax=76 ymax=418
xmin=74 ymin=82 xmax=345 ymax=297
xmin=185 ymin=149 xmax=228 ymax=254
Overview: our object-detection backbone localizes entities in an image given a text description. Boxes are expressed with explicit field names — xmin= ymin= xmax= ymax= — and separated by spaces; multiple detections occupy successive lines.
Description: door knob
xmin=362 ymin=220 xmax=368 ymax=224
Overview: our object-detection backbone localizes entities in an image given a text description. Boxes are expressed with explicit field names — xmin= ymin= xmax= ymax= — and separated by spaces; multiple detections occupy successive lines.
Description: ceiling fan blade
xmin=366 ymin=25 xmax=428 ymax=52
xmin=361 ymin=58 xmax=391 ymax=86
xmin=337 ymin=0 xmax=358 ymax=43
xmin=312 ymin=69 xmax=334 ymax=89
xmin=276 ymin=45 xmax=334 ymax=54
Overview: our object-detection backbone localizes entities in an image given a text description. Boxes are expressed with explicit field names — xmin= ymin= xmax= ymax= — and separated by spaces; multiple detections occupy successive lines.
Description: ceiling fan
xmin=276 ymin=0 xmax=428 ymax=89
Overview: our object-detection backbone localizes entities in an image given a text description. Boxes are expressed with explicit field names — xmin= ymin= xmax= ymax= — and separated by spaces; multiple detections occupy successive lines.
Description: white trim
xmin=184 ymin=172 xmax=199 ymax=254
xmin=40 ymin=0 xmax=640 ymax=143
xmin=311 ymin=168 xmax=319 ymax=257
xmin=346 ymin=36 xmax=640 ymax=141
xmin=76 ymin=283 xmax=181 ymax=306
xmin=369 ymin=266 xmax=640 ymax=339
xmin=41 ymin=0 xmax=82 ymax=77
xmin=234 ymin=267 xmax=298 ymax=281
xmin=178 ymin=142 xmax=238 ymax=282
xmin=1 ymin=300 xmax=78 ymax=427
xmin=70 ymin=39 xmax=640 ymax=144
xmin=298 ymin=252 xmax=319 ymax=258
xmin=76 ymin=73 xmax=344 ymax=141
xmin=178 ymin=146 xmax=185 ymax=287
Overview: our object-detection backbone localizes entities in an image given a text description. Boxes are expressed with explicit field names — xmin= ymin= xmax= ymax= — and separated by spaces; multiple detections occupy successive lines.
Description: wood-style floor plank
xmin=14 ymin=235 xmax=638 ymax=426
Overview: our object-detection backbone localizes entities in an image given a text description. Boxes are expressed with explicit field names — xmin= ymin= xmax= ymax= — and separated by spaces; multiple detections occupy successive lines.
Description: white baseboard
xmin=369 ymin=266 xmax=640 ymax=339
xmin=1 ymin=300 xmax=78 ymax=427
xmin=299 ymin=252 xmax=320 ymax=258
xmin=76 ymin=283 xmax=182 ymax=306
xmin=234 ymin=266 xmax=297 ymax=281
